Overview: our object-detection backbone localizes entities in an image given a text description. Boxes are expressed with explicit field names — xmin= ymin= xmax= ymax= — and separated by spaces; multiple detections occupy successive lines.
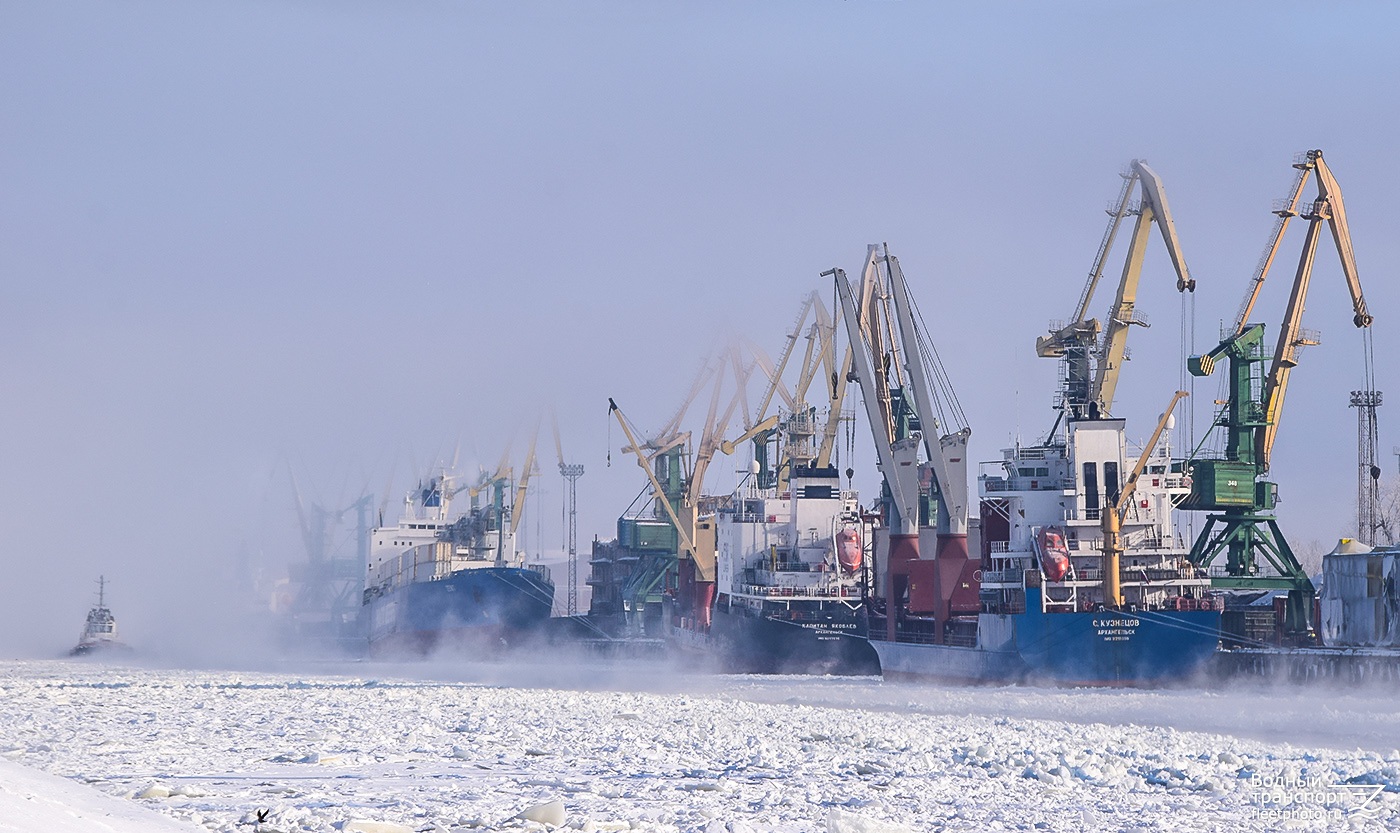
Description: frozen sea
xmin=1 ymin=656 xmax=1397 ymax=832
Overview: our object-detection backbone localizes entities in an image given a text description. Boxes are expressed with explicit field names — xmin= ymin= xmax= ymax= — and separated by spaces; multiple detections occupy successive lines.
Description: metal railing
xmin=739 ymin=584 xmax=861 ymax=599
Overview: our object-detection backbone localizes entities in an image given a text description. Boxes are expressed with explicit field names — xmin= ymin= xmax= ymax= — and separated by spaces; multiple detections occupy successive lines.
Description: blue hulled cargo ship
xmin=833 ymin=240 xmax=1219 ymax=687
xmin=363 ymin=470 xmax=554 ymax=656
xmin=865 ymin=417 xmax=1222 ymax=687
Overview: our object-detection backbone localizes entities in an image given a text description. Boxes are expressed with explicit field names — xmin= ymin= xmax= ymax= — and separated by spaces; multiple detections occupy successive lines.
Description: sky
xmin=1 ymin=1 xmax=1398 ymax=656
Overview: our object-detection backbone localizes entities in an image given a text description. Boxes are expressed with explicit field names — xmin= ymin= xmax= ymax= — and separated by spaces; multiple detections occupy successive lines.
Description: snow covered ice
xmin=0 ymin=659 xmax=1397 ymax=832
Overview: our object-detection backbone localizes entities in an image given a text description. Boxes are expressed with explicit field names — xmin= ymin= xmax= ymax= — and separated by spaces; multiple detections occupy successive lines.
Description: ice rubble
xmin=0 ymin=660 xmax=1395 ymax=833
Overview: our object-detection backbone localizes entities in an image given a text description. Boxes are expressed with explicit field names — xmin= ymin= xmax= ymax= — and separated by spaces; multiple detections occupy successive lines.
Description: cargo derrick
xmin=1183 ymin=149 xmax=1373 ymax=642
xmin=1100 ymin=391 xmax=1190 ymax=607
xmin=832 ymin=245 xmax=974 ymax=645
xmin=1036 ymin=160 xmax=1195 ymax=425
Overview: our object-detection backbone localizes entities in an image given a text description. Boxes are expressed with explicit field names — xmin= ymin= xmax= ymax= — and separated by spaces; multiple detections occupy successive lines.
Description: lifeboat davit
xmin=1036 ymin=526 xmax=1071 ymax=582
xmin=836 ymin=527 xmax=862 ymax=573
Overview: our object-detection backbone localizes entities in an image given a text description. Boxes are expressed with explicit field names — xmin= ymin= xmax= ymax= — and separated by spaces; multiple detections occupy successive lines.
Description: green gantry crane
xmin=1182 ymin=150 xmax=1372 ymax=641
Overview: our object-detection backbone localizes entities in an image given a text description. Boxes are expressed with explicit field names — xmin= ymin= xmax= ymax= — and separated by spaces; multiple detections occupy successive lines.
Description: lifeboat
xmin=836 ymin=527 xmax=862 ymax=573
xmin=1036 ymin=526 xmax=1071 ymax=582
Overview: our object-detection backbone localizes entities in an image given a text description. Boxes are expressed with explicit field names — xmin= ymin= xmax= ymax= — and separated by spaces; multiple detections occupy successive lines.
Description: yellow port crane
xmin=1036 ymin=160 xmax=1195 ymax=420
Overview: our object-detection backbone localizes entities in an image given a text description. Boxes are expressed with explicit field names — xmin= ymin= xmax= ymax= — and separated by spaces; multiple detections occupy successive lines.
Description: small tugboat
xmin=70 ymin=576 xmax=131 ymax=656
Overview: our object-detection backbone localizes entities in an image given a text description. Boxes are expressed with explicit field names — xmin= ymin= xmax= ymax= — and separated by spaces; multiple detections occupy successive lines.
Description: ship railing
xmin=1202 ymin=564 xmax=1287 ymax=579
xmin=528 ymin=563 xmax=552 ymax=582
xmin=1063 ymin=508 xmax=1102 ymax=522
xmin=988 ymin=541 xmax=1011 ymax=554
xmin=982 ymin=601 xmax=1028 ymax=615
xmin=740 ymin=583 xmax=861 ymax=599
xmin=887 ymin=628 xmax=939 ymax=645
xmin=1050 ymin=566 xmax=1201 ymax=584
xmin=983 ymin=477 xmax=1073 ymax=493
xmin=981 ymin=568 xmax=1023 ymax=584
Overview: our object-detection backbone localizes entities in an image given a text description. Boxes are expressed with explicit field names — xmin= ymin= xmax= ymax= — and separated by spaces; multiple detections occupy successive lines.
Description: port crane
xmin=1183 ymin=149 xmax=1373 ymax=639
xmin=604 ymin=291 xmax=860 ymax=633
xmin=551 ymin=412 xmax=585 ymax=617
xmin=606 ymin=347 xmax=760 ymax=627
xmin=731 ymin=291 xmax=855 ymax=490
xmin=833 ymin=244 xmax=974 ymax=643
xmin=1036 ymin=160 xmax=1195 ymax=422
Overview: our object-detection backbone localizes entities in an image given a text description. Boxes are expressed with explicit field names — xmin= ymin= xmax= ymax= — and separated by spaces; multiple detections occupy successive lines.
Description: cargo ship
xmin=834 ymin=239 xmax=1220 ymax=686
xmin=699 ymin=409 xmax=879 ymax=674
xmin=362 ymin=470 xmax=554 ymax=656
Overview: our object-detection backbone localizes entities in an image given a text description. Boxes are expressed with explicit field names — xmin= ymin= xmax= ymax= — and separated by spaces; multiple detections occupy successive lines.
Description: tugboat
xmin=70 ymin=576 xmax=131 ymax=656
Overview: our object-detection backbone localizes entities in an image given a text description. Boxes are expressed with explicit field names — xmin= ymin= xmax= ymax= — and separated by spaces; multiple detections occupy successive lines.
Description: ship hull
xmin=1014 ymin=607 xmax=1221 ymax=685
xmin=872 ymin=602 xmax=1220 ymax=686
xmin=68 ymin=641 xmax=133 ymax=658
xmin=366 ymin=567 xmax=554 ymax=657
xmin=706 ymin=599 xmax=880 ymax=675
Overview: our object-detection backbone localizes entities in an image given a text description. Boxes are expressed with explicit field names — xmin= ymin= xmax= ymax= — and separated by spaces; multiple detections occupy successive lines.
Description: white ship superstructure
xmin=979 ymin=418 xmax=1213 ymax=615
xmin=366 ymin=472 xmax=522 ymax=597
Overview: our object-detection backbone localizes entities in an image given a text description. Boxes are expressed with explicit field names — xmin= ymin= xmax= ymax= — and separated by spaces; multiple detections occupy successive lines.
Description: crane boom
xmin=883 ymin=248 xmax=968 ymax=534
xmin=1073 ymin=167 xmax=1139 ymax=324
xmin=813 ymin=298 xmax=853 ymax=468
xmin=508 ymin=422 xmax=539 ymax=535
xmin=1256 ymin=150 xmax=1372 ymax=471
xmin=1092 ymin=160 xmax=1194 ymax=415
xmin=831 ymin=266 xmax=920 ymax=534
xmin=720 ymin=414 xmax=780 ymax=456
xmin=1234 ymin=161 xmax=1312 ymax=334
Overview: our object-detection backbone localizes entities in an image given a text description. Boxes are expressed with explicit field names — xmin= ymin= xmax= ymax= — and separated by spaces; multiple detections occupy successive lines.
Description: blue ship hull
xmin=365 ymin=567 xmax=554 ymax=657
xmin=874 ymin=588 xmax=1221 ymax=686
xmin=1014 ymin=589 xmax=1221 ymax=685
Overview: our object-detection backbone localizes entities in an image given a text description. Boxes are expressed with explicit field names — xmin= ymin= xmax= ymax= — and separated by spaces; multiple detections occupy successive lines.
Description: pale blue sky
xmin=2 ymin=1 xmax=1397 ymax=655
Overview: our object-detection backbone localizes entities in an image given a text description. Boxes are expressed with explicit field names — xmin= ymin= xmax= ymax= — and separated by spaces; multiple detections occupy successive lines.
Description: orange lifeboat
xmin=836 ymin=527 xmax=862 ymax=573
xmin=1036 ymin=526 xmax=1071 ymax=582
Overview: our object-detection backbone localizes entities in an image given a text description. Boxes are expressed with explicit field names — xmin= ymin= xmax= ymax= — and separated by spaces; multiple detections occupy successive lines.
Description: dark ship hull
xmin=707 ymin=596 xmax=880 ymax=675
xmin=365 ymin=566 xmax=554 ymax=657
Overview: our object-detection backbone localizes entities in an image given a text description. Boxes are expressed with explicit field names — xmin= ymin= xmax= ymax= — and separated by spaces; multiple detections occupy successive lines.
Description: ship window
xmin=1083 ymin=463 xmax=1100 ymax=511
xmin=1104 ymin=462 xmax=1120 ymax=507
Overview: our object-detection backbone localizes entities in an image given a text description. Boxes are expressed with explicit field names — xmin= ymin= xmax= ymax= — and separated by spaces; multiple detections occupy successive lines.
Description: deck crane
xmin=1183 ymin=149 xmax=1373 ymax=640
xmin=1036 ymin=160 xmax=1195 ymax=421
xmin=833 ymin=244 xmax=974 ymax=643
xmin=1101 ymin=391 xmax=1189 ymax=607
